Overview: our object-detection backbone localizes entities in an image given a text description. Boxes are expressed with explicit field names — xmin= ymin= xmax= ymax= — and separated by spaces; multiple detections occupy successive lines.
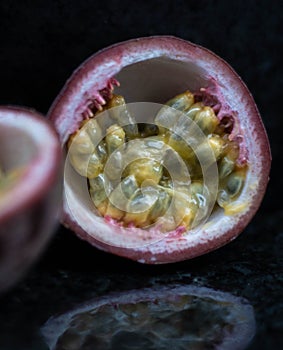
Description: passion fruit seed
xmin=184 ymin=102 xmax=203 ymax=120
xmin=123 ymin=158 xmax=163 ymax=186
xmin=89 ymin=174 xmax=107 ymax=206
xmin=68 ymin=89 xmax=247 ymax=230
xmin=166 ymin=90 xmax=194 ymax=111
xmin=106 ymin=94 xmax=139 ymax=139
xmin=194 ymin=106 xmax=219 ymax=135
xmin=217 ymin=168 xmax=246 ymax=210
xmin=149 ymin=187 xmax=172 ymax=223
xmin=82 ymin=118 xmax=102 ymax=145
xmin=167 ymin=132 xmax=194 ymax=161
xmin=105 ymin=124 xmax=125 ymax=154
xmin=68 ymin=128 xmax=94 ymax=155
xmin=218 ymin=155 xmax=235 ymax=179
xmin=124 ymin=187 xmax=157 ymax=227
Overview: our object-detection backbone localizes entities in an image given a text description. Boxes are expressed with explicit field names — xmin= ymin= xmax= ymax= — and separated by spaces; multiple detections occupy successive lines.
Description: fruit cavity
xmin=67 ymin=88 xmax=248 ymax=232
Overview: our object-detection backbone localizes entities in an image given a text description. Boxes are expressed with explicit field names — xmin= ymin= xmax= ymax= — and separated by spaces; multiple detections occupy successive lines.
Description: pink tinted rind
xmin=0 ymin=107 xmax=62 ymax=291
xmin=49 ymin=36 xmax=271 ymax=264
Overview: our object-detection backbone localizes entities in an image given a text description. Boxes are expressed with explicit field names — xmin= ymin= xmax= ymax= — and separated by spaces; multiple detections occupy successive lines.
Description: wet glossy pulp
xmin=68 ymin=90 xmax=247 ymax=231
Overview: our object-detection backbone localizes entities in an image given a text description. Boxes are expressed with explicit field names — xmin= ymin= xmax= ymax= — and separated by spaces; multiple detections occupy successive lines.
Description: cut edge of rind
xmin=48 ymin=36 xmax=271 ymax=263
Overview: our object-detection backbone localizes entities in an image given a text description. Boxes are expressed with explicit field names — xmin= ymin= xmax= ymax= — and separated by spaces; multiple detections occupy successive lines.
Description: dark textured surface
xmin=0 ymin=1 xmax=282 ymax=349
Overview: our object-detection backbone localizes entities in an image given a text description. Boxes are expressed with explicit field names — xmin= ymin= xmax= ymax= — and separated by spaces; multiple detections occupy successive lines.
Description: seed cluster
xmin=68 ymin=90 xmax=247 ymax=231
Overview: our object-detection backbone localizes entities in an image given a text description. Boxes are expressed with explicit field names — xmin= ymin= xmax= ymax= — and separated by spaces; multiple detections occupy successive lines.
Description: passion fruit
xmin=49 ymin=36 xmax=271 ymax=264
xmin=0 ymin=107 xmax=62 ymax=292
xmin=41 ymin=284 xmax=256 ymax=350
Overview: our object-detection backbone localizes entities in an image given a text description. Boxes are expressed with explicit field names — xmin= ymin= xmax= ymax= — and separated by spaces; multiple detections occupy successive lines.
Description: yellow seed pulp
xmin=68 ymin=92 xmax=248 ymax=231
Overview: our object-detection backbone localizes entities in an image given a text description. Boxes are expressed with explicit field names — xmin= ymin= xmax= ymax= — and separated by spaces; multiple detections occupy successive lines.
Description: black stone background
xmin=0 ymin=0 xmax=282 ymax=349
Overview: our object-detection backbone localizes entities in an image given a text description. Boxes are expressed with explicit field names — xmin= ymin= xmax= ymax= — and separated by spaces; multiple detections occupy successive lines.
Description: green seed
xmin=162 ymin=148 xmax=191 ymax=187
xmin=187 ymin=182 xmax=208 ymax=219
xmin=184 ymin=156 xmax=202 ymax=181
xmin=144 ymin=136 xmax=165 ymax=150
xmin=219 ymin=156 xmax=235 ymax=179
xmin=105 ymin=188 xmax=125 ymax=220
xmin=128 ymin=189 xmax=148 ymax=212
xmin=149 ymin=187 xmax=172 ymax=222
xmin=155 ymin=91 xmax=194 ymax=136
xmin=121 ymin=175 xmax=139 ymax=199
xmin=106 ymin=124 xmax=125 ymax=154
xmin=167 ymin=132 xmax=194 ymax=161
xmin=226 ymin=173 xmax=244 ymax=197
xmin=184 ymin=102 xmax=203 ymax=120
xmin=104 ymin=150 xmax=123 ymax=181
xmin=89 ymin=174 xmax=107 ymax=206
xmin=83 ymin=118 xmax=102 ymax=145
xmin=217 ymin=169 xmax=245 ymax=208
xmin=194 ymin=142 xmax=216 ymax=168
xmin=124 ymin=158 xmax=163 ymax=186
xmin=217 ymin=189 xmax=230 ymax=207
xmin=107 ymin=94 xmax=139 ymax=138
xmin=159 ymin=169 xmax=173 ymax=189
xmin=207 ymin=134 xmax=225 ymax=160
xmin=96 ymin=141 xmax=108 ymax=163
xmin=69 ymin=129 xmax=94 ymax=155
xmin=87 ymin=153 xmax=104 ymax=178
xmin=124 ymin=124 xmax=139 ymax=139
xmin=166 ymin=91 xmax=194 ymax=111
xmin=139 ymin=123 xmax=159 ymax=137
xmin=69 ymin=152 xmax=103 ymax=178
xmin=124 ymin=187 xmax=158 ymax=226
xmin=171 ymin=190 xmax=195 ymax=229
xmin=194 ymin=106 xmax=219 ymax=134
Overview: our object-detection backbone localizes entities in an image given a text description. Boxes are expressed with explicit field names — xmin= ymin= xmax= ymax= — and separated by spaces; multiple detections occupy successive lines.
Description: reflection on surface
xmin=41 ymin=284 xmax=255 ymax=350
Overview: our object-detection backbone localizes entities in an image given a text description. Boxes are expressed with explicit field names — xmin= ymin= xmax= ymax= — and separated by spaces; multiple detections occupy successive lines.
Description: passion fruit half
xmin=0 ymin=107 xmax=62 ymax=292
xmin=49 ymin=36 xmax=271 ymax=264
xmin=41 ymin=284 xmax=256 ymax=350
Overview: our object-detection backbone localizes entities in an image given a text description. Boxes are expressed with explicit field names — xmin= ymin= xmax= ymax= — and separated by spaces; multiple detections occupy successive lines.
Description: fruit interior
xmin=0 ymin=125 xmax=37 ymax=196
xmin=65 ymin=57 xmax=248 ymax=237
xmin=51 ymin=293 xmax=253 ymax=350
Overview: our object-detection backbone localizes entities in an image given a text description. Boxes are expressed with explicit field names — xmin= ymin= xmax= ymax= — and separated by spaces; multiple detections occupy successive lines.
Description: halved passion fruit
xmin=41 ymin=284 xmax=256 ymax=350
xmin=49 ymin=36 xmax=271 ymax=264
xmin=0 ymin=107 xmax=62 ymax=292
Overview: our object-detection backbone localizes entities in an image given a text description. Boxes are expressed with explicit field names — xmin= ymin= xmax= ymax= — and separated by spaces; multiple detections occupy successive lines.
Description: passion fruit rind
xmin=49 ymin=36 xmax=271 ymax=264
xmin=48 ymin=37 xmax=239 ymax=146
xmin=0 ymin=106 xmax=62 ymax=292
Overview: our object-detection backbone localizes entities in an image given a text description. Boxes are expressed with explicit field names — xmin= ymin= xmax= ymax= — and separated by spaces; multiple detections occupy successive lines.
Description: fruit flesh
xmin=50 ymin=36 xmax=270 ymax=263
xmin=67 ymin=89 xmax=248 ymax=232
